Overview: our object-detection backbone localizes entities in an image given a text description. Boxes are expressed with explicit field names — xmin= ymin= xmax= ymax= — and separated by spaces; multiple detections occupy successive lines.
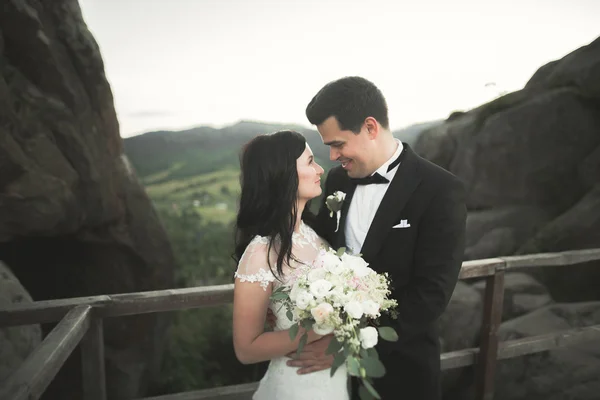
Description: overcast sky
xmin=78 ymin=0 xmax=600 ymax=138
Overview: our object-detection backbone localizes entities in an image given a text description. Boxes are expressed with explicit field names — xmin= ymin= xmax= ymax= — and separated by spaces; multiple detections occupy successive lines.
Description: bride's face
xmin=297 ymin=144 xmax=324 ymax=202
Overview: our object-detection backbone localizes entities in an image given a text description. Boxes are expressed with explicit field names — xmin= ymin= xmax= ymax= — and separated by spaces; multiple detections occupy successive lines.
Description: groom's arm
xmin=395 ymin=177 xmax=467 ymax=340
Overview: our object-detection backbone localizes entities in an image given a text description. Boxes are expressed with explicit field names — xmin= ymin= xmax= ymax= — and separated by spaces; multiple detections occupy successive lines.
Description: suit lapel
xmin=360 ymin=145 xmax=421 ymax=261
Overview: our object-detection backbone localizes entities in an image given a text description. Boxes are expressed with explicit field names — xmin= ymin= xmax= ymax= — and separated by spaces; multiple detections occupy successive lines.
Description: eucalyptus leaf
xmin=336 ymin=247 xmax=346 ymax=257
xmin=363 ymin=379 xmax=381 ymax=400
xmin=359 ymin=384 xmax=375 ymax=400
xmin=286 ymin=309 xmax=293 ymax=321
xmin=361 ymin=356 xmax=386 ymax=378
xmin=347 ymin=357 xmax=361 ymax=377
xmin=330 ymin=352 xmax=346 ymax=377
xmin=326 ymin=338 xmax=343 ymax=355
xmin=296 ymin=333 xmax=308 ymax=356
xmin=378 ymin=326 xmax=399 ymax=342
xmin=367 ymin=347 xmax=379 ymax=359
xmin=289 ymin=323 xmax=299 ymax=340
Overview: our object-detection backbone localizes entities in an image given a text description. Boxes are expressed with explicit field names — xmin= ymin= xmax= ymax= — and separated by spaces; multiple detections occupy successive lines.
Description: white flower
xmin=313 ymin=323 xmax=335 ymax=335
xmin=307 ymin=268 xmax=327 ymax=282
xmin=351 ymin=291 xmax=370 ymax=303
xmin=344 ymin=300 xmax=363 ymax=319
xmin=309 ymin=279 xmax=333 ymax=299
xmin=295 ymin=290 xmax=313 ymax=310
xmin=359 ymin=326 xmax=378 ymax=349
xmin=311 ymin=302 xmax=334 ymax=324
xmin=341 ymin=253 xmax=372 ymax=278
xmin=362 ymin=300 xmax=380 ymax=317
xmin=326 ymin=191 xmax=346 ymax=213
xmin=327 ymin=274 xmax=344 ymax=290
xmin=321 ymin=252 xmax=344 ymax=274
xmin=289 ymin=281 xmax=302 ymax=301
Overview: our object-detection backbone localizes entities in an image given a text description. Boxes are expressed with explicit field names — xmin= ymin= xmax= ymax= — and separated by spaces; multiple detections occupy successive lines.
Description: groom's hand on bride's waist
xmin=286 ymin=335 xmax=334 ymax=374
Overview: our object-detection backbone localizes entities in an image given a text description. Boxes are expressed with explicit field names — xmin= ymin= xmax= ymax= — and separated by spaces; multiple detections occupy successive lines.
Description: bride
xmin=232 ymin=130 xmax=349 ymax=399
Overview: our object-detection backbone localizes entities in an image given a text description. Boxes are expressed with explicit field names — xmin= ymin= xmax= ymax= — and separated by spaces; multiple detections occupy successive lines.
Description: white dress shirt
xmin=345 ymin=139 xmax=403 ymax=255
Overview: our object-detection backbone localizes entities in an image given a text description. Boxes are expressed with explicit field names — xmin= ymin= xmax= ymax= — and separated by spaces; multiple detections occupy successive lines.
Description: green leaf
xmin=325 ymin=338 xmax=343 ymax=355
xmin=330 ymin=352 xmax=346 ymax=377
xmin=347 ymin=357 xmax=361 ymax=377
xmin=270 ymin=292 xmax=288 ymax=301
xmin=367 ymin=347 xmax=379 ymax=359
xmin=289 ymin=323 xmax=299 ymax=340
xmin=296 ymin=333 xmax=308 ymax=356
xmin=378 ymin=326 xmax=399 ymax=342
xmin=286 ymin=309 xmax=293 ymax=321
xmin=362 ymin=379 xmax=381 ymax=400
xmin=336 ymin=247 xmax=346 ymax=257
xmin=359 ymin=384 xmax=376 ymax=400
xmin=301 ymin=319 xmax=313 ymax=330
xmin=361 ymin=356 xmax=386 ymax=378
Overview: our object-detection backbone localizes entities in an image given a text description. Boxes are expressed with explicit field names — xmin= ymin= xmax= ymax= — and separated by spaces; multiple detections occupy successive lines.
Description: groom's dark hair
xmin=305 ymin=76 xmax=389 ymax=133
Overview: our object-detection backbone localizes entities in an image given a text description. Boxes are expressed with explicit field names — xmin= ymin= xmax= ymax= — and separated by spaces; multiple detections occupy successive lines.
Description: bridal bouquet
xmin=270 ymin=247 xmax=399 ymax=400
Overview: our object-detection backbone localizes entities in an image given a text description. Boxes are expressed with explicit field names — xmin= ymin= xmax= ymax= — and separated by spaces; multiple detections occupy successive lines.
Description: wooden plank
xmin=140 ymin=323 xmax=600 ymax=399
xmin=0 ymin=295 xmax=111 ymax=328
xmin=502 ymin=248 xmax=600 ymax=270
xmin=475 ymin=271 xmax=505 ymax=400
xmin=140 ymin=382 xmax=258 ymax=400
xmin=81 ymin=316 xmax=107 ymax=400
xmin=441 ymin=347 xmax=479 ymax=370
xmin=0 ymin=285 xmax=234 ymax=328
xmin=497 ymin=324 xmax=600 ymax=360
xmin=459 ymin=258 xmax=505 ymax=279
xmin=1 ymin=249 xmax=600 ymax=329
xmin=0 ymin=305 xmax=91 ymax=400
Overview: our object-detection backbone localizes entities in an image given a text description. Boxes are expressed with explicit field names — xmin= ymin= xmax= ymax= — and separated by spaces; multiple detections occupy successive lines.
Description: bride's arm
xmin=233 ymin=279 xmax=321 ymax=365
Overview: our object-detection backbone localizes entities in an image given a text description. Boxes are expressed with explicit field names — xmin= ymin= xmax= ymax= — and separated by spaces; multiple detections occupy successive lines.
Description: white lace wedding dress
xmin=234 ymin=221 xmax=350 ymax=400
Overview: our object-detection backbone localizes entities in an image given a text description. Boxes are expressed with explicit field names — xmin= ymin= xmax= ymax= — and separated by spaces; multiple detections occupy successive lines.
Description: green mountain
xmin=123 ymin=120 xmax=335 ymax=184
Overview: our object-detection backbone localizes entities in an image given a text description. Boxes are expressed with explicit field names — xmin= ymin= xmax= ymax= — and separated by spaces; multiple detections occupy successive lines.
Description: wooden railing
xmin=2 ymin=249 xmax=600 ymax=400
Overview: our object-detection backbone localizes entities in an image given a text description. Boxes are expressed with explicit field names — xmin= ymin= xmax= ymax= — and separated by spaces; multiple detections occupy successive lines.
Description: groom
xmin=287 ymin=76 xmax=467 ymax=399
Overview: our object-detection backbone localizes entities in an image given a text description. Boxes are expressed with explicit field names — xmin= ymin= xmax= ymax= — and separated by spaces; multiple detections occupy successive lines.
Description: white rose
xmin=313 ymin=323 xmax=335 ymax=335
xmin=295 ymin=290 xmax=313 ymax=310
xmin=344 ymin=300 xmax=363 ymax=319
xmin=309 ymin=279 xmax=333 ymax=299
xmin=362 ymin=300 xmax=380 ymax=317
xmin=311 ymin=302 xmax=334 ymax=324
xmin=359 ymin=326 xmax=378 ymax=349
xmin=341 ymin=253 xmax=372 ymax=278
xmin=308 ymin=268 xmax=327 ymax=282
xmin=321 ymin=252 xmax=343 ymax=273
xmin=327 ymin=274 xmax=344 ymax=288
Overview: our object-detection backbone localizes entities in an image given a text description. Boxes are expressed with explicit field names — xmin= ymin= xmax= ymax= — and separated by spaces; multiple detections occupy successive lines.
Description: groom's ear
xmin=364 ymin=117 xmax=379 ymax=140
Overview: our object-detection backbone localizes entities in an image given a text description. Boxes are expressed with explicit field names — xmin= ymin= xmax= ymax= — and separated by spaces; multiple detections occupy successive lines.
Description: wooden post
xmin=81 ymin=315 xmax=107 ymax=400
xmin=475 ymin=269 xmax=505 ymax=400
xmin=0 ymin=305 xmax=91 ymax=400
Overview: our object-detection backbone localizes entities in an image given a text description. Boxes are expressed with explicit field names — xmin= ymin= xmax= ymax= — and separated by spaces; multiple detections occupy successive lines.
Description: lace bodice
xmin=234 ymin=221 xmax=326 ymax=291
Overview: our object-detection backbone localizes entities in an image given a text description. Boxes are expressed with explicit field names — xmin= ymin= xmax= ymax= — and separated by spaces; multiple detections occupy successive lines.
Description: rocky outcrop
xmin=415 ymin=36 xmax=600 ymax=301
xmin=0 ymin=1 xmax=175 ymax=399
xmin=0 ymin=262 xmax=41 ymax=384
xmin=450 ymin=302 xmax=600 ymax=400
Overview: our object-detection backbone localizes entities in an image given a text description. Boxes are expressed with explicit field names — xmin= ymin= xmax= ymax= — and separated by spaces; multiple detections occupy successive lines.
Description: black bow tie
xmin=350 ymin=147 xmax=405 ymax=186
xmin=351 ymin=173 xmax=389 ymax=185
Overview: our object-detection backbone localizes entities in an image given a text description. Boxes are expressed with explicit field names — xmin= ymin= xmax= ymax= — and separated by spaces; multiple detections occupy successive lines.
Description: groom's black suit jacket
xmin=316 ymin=143 xmax=467 ymax=400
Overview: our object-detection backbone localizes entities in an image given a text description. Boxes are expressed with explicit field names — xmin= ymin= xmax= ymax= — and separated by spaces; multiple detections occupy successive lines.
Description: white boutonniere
xmin=326 ymin=191 xmax=346 ymax=232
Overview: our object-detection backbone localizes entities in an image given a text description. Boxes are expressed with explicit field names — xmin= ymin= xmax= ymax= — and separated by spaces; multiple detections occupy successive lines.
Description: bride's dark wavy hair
xmin=234 ymin=130 xmax=317 ymax=277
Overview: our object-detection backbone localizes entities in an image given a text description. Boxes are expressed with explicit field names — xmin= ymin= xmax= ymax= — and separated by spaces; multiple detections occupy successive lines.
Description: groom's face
xmin=317 ymin=116 xmax=376 ymax=178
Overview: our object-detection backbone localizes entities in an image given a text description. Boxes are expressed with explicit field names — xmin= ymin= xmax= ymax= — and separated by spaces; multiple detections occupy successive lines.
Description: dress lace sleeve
xmin=234 ymin=236 xmax=276 ymax=291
